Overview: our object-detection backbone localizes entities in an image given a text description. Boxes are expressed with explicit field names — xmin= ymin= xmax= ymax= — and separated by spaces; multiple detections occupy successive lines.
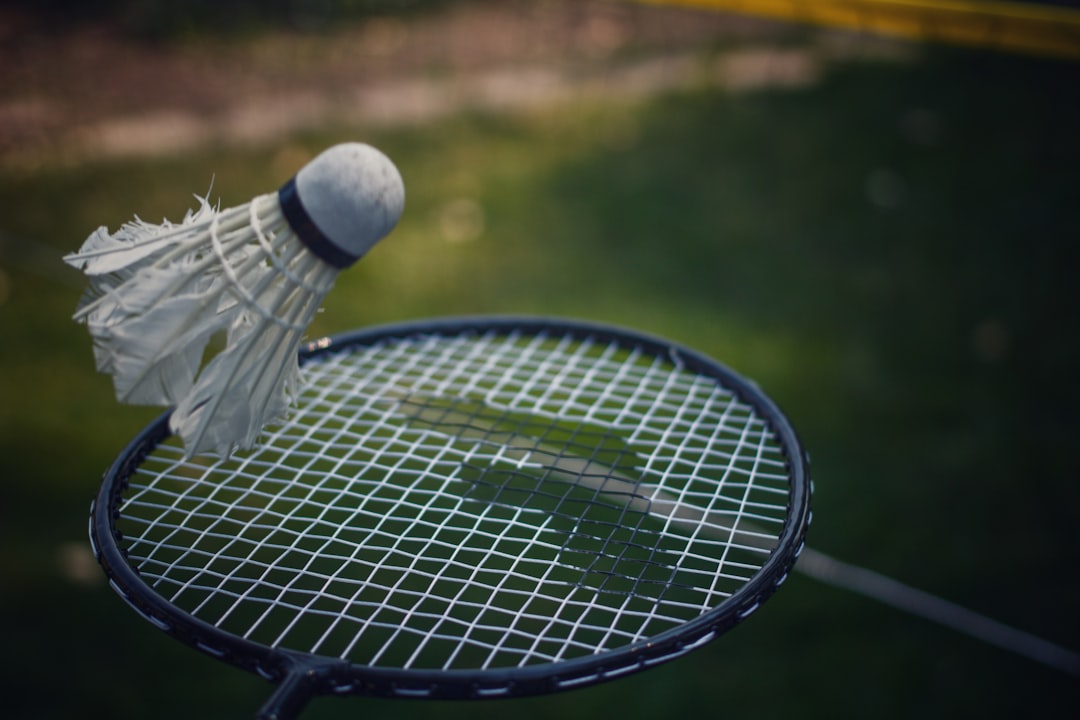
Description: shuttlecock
xmin=65 ymin=142 xmax=405 ymax=457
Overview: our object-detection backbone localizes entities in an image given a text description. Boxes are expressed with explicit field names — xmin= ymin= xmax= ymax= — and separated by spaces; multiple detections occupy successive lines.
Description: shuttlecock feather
xmin=65 ymin=142 xmax=405 ymax=456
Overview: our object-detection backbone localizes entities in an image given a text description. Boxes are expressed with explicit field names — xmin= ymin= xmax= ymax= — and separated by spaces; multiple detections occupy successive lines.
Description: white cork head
xmin=285 ymin=143 xmax=405 ymax=267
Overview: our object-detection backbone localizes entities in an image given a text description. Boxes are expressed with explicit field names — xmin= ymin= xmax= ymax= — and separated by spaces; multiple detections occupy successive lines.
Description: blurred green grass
xmin=1 ymin=40 xmax=1078 ymax=720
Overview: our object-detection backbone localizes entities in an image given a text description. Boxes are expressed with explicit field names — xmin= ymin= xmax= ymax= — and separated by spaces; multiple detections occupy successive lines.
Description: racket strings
xmin=116 ymin=329 xmax=795 ymax=670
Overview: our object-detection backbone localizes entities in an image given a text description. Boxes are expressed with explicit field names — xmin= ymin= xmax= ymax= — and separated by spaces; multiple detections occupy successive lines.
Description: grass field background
xmin=1 ymin=2 xmax=1078 ymax=718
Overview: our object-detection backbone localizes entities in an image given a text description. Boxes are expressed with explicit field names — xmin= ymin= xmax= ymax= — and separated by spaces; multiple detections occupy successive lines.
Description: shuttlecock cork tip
xmin=279 ymin=142 xmax=405 ymax=268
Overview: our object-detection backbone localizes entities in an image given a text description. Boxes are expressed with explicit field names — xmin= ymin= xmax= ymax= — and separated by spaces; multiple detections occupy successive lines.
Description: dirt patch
xmin=0 ymin=1 xmax=904 ymax=168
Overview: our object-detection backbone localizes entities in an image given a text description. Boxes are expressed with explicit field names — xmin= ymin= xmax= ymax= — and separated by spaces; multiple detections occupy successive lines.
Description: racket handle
xmin=256 ymin=661 xmax=319 ymax=720
xmin=797 ymin=547 xmax=1080 ymax=676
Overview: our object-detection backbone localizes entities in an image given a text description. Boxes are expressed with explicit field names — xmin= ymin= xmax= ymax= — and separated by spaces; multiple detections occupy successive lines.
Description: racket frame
xmin=89 ymin=315 xmax=812 ymax=715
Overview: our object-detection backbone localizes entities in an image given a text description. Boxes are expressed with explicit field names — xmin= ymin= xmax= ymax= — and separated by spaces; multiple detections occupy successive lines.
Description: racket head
xmin=90 ymin=315 xmax=811 ymax=711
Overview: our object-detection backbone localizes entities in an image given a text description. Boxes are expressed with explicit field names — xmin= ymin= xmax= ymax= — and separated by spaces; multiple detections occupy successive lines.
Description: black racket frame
xmin=89 ymin=315 xmax=812 ymax=719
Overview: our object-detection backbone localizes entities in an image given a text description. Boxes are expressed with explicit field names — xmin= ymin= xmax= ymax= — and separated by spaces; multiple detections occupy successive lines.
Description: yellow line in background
xmin=635 ymin=0 xmax=1080 ymax=59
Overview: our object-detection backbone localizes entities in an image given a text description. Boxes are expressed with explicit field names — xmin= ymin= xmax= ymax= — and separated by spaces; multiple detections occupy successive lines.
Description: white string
xmin=117 ymin=329 xmax=800 ymax=670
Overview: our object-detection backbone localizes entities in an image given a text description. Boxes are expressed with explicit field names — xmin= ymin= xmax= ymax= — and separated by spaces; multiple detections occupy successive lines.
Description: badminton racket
xmin=89 ymin=315 xmax=811 ymax=719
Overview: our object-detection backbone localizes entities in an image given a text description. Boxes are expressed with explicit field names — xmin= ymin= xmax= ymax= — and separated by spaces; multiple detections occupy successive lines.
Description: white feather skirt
xmin=65 ymin=193 xmax=338 ymax=457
